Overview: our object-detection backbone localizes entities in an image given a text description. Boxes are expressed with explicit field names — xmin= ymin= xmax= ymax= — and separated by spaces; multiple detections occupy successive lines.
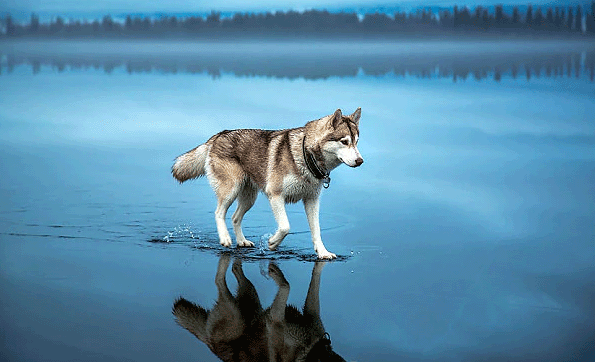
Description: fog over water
xmin=2 ymin=39 xmax=594 ymax=80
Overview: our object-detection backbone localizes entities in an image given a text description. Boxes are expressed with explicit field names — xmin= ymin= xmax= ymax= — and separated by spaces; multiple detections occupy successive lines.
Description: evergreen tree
xmin=482 ymin=8 xmax=490 ymax=29
xmin=495 ymin=4 xmax=505 ymax=26
xmin=459 ymin=6 xmax=471 ymax=27
xmin=50 ymin=16 xmax=64 ymax=33
xmin=577 ymin=5 xmax=583 ymax=32
xmin=473 ymin=6 xmax=484 ymax=27
xmin=169 ymin=16 xmax=178 ymax=29
xmin=439 ymin=9 xmax=453 ymax=28
xmin=184 ymin=16 xmax=204 ymax=31
xmin=512 ymin=6 xmax=520 ymax=27
xmin=587 ymin=1 xmax=595 ymax=33
xmin=362 ymin=12 xmax=394 ymax=32
xmin=554 ymin=7 xmax=561 ymax=29
xmin=102 ymin=15 xmax=114 ymax=31
xmin=526 ymin=5 xmax=533 ymax=28
xmin=206 ymin=11 xmax=221 ymax=28
xmin=30 ymin=13 xmax=39 ymax=33
xmin=546 ymin=7 xmax=554 ymax=29
xmin=568 ymin=7 xmax=574 ymax=31
xmin=5 ymin=14 xmax=15 ymax=36
xmin=534 ymin=7 xmax=544 ymax=29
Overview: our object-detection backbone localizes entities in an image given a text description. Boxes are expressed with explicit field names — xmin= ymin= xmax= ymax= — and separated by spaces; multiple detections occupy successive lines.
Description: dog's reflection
xmin=173 ymin=255 xmax=345 ymax=362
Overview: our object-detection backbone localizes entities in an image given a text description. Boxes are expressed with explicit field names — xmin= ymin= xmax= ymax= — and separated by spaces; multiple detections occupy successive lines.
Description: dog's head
xmin=322 ymin=108 xmax=364 ymax=168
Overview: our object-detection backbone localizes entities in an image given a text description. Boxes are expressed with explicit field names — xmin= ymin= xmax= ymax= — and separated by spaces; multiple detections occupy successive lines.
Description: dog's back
xmin=208 ymin=129 xmax=276 ymax=189
xmin=172 ymin=128 xmax=298 ymax=188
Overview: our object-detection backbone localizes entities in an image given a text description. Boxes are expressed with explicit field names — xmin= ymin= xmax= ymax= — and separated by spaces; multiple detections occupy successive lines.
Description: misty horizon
xmin=2 ymin=39 xmax=594 ymax=82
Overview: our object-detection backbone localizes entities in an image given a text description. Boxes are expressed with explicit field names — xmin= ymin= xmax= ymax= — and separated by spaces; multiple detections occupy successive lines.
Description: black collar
xmin=302 ymin=133 xmax=331 ymax=188
xmin=305 ymin=333 xmax=335 ymax=362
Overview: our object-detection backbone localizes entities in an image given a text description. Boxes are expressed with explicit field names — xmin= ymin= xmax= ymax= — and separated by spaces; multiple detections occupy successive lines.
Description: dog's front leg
xmin=303 ymin=262 xmax=327 ymax=336
xmin=268 ymin=262 xmax=290 ymax=321
xmin=267 ymin=262 xmax=290 ymax=361
xmin=268 ymin=195 xmax=290 ymax=250
xmin=304 ymin=197 xmax=336 ymax=259
xmin=304 ymin=261 xmax=324 ymax=317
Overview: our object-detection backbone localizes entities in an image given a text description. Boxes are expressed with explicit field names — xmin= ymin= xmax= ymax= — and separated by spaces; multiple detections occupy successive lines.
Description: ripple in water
xmin=148 ymin=225 xmax=350 ymax=262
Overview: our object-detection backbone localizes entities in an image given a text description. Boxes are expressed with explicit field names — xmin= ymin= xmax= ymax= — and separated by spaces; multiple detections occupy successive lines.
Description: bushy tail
xmin=172 ymin=144 xmax=208 ymax=183
xmin=172 ymin=297 xmax=208 ymax=342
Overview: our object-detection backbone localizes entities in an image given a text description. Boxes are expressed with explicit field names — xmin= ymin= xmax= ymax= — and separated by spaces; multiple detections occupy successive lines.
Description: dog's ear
xmin=331 ymin=109 xmax=342 ymax=128
xmin=351 ymin=107 xmax=361 ymax=125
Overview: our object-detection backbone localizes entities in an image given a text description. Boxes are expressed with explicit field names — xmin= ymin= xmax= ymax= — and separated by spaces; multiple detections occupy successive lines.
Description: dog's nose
xmin=355 ymin=157 xmax=364 ymax=167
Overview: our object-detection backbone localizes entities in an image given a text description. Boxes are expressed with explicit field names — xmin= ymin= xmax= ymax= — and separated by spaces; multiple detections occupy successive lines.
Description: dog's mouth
xmin=336 ymin=153 xmax=364 ymax=168
xmin=342 ymin=158 xmax=364 ymax=168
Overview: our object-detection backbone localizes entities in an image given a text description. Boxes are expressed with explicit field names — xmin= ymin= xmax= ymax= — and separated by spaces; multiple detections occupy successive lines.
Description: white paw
xmin=268 ymin=234 xmax=285 ymax=250
xmin=219 ymin=235 xmax=232 ymax=247
xmin=268 ymin=239 xmax=279 ymax=250
xmin=317 ymin=250 xmax=337 ymax=260
xmin=237 ymin=239 xmax=255 ymax=247
xmin=268 ymin=263 xmax=288 ymax=286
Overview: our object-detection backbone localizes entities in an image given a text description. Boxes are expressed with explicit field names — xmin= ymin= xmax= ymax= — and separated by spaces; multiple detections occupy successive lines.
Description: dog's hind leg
xmin=232 ymin=258 xmax=263 ymax=315
xmin=210 ymin=255 xmax=244 ymax=339
xmin=267 ymin=195 xmax=290 ymax=250
xmin=214 ymin=192 xmax=238 ymax=248
xmin=232 ymin=183 xmax=258 ymax=247
xmin=211 ymin=173 xmax=243 ymax=248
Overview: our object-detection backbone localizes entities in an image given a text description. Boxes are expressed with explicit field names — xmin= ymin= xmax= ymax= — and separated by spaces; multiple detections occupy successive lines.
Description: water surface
xmin=1 ymin=39 xmax=594 ymax=361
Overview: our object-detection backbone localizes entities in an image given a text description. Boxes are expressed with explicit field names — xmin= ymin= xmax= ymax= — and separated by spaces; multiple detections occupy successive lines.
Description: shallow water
xmin=1 ymin=39 xmax=595 ymax=361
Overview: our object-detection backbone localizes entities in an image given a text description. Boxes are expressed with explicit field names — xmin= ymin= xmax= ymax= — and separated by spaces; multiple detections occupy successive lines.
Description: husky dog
xmin=172 ymin=255 xmax=345 ymax=362
xmin=172 ymin=108 xmax=363 ymax=259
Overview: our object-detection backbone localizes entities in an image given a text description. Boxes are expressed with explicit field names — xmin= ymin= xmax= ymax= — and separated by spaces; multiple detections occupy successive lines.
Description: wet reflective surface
xmin=173 ymin=256 xmax=345 ymax=361
xmin=1 ymin=39 xmax=594 ymax=361
xmin=2 ymin=39 xmax=594 ymax=81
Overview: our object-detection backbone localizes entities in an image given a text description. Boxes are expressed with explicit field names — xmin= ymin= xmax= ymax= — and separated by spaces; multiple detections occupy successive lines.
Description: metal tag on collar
xmin=322 ymin=175 xmax=331 ymax=188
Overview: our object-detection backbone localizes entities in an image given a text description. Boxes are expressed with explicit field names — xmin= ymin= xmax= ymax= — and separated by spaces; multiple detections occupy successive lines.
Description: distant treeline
xmin=2 ymin=3 xmax=595 ymax=38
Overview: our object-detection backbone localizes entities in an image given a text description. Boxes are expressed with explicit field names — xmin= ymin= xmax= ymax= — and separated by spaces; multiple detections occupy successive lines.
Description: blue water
xmin=1 ymin=39 xmax=594 ymax=361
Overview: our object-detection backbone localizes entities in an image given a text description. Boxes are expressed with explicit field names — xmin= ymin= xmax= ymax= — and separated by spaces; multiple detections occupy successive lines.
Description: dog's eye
xmin=340 ymin=139 xmax=349 ymax=146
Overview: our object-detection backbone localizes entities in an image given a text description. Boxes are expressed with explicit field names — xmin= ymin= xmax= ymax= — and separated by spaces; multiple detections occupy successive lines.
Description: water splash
xmin=148 ymin=229 xmax=351 ymax=262
xmin=148 ymin=223 xmax=202 ymax=244
xmin=258 ymin=233 xmax=273 ymax=254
